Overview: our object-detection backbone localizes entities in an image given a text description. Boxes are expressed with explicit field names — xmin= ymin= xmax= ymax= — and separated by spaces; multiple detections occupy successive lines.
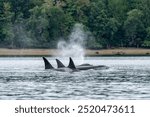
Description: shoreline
xmin=0 ymin=48 xmax=150 ymax=57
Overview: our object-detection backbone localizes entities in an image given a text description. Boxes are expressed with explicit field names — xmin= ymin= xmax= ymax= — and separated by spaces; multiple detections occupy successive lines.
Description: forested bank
xmin=0 ymin=0 xmax=150 ymax=49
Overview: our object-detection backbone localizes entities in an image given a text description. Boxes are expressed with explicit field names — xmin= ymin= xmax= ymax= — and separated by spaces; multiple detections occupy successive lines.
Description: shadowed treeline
xmin=0 ymin=0 xmax=150 ymax=49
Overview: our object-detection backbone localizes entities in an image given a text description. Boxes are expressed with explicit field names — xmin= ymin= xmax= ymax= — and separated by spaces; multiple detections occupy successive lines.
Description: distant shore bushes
xmin=0 ymin=0 xmax=150 ymax=49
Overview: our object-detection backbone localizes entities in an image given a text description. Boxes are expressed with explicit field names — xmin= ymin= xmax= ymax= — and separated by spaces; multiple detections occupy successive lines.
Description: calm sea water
xmin=0 ymin=57 xmax=150 ymax=100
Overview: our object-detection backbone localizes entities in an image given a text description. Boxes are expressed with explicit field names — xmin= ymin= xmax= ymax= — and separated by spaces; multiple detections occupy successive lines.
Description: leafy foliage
xmin=0 ymin=0 xmax=150 ymax=48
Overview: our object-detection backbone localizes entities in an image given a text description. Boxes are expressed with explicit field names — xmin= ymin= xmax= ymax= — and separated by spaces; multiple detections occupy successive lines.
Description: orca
xmin=55 ymin=58 xmax=95 ymax=70
xmin=67 ymin=57 xmax=108 ymax=70
xmin=56 ymin=58 xmax=76 ymax=69
xmin=43 ymin=57 xmax=109 ymax=71
xmin=43 ymin=57 xmax=77 ymax=72
xmin=55 ymin=57 xmax=77 ymax=72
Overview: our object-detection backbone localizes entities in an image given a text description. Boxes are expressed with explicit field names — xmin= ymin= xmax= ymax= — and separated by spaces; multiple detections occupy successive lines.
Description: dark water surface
xmin=0 ymin=57 xmax=150 ymax=100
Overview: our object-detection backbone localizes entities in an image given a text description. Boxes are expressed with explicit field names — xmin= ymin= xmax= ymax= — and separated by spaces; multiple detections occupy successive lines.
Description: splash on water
xmin=57 ymin=23 xmax=87 ymax=63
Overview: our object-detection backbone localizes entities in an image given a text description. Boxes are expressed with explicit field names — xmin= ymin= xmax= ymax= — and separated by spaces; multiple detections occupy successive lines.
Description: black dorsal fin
xmin=68 ymin=57 xmax=76 ymax=69
xmin=56 ymin=59 xmax=65 ymax=68
xmin=42 ymin=57 xmax=54 ymax=69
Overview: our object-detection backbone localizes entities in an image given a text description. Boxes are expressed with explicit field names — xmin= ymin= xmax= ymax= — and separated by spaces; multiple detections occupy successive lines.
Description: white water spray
xmin=57 ymin=23 xmax=88 ymax=63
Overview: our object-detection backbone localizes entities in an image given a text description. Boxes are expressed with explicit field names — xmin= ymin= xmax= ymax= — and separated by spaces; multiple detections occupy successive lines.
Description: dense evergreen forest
xmin=0 ymin=0 xmax=150 ymax=49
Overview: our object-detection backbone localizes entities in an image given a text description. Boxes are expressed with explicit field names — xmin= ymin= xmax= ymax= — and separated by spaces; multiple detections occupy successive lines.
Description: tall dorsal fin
xmin=42 ymin=57 xmax=54 ymax=69
xmin=56 ymin=59 xmax=65 ymax=68
xmin=68 ymin=57 xmax=76 ymax=69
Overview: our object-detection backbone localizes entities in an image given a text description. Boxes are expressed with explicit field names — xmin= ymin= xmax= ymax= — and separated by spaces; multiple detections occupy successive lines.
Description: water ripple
xmin=0 ymin=57 xmax=150 ymax=99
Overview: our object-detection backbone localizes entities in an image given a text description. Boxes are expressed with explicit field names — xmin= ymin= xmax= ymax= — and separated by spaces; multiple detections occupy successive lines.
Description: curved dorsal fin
xmin=42 ymin=57 xmax=54 ymax=69
xmin=68 ymin=57 xmax=76 ymax=69
xmin=56 ymin=59 xmax=65 ymax=68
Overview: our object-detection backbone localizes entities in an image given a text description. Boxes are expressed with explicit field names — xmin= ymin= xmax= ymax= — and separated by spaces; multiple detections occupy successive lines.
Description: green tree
xmin=8 ymin=0 xmax=32 ymax=20
xmin=107 ymin=0 xmax=128 ymax=22
xmin=105 ymin=18 xmax=120 ymax=48
xmin=0 ymin=1 xmax=4 ymax=41
xmin=143 ymin=27 xmax=150 ymax=47
xmin=0 ymin=2 xmax=14 ymax=47
xmin=27 ymin=4 xmax=50 ymax=47
xmin=137 ymin=0 xmax=150 ymax=27
xmin=86 ymin=1 xmax=108 ymax=48
xmin=124 ymin=9 xmax=146 ymax=47
xmin=126 ymin=0 xmax=137 ymax=10
xmin=60 ymin=0 xmax=89 ymax=24
xmin=27 ymin=0 xmax=75 ymax=48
